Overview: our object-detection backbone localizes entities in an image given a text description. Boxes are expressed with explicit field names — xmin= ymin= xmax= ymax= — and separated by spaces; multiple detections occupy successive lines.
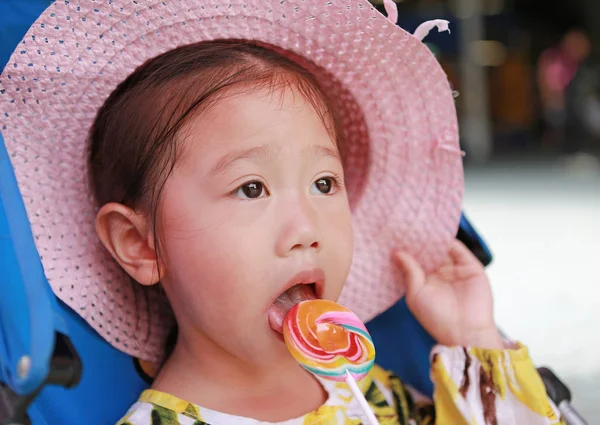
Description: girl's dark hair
xmin=88 ymin=40 xmax=343 ymax=363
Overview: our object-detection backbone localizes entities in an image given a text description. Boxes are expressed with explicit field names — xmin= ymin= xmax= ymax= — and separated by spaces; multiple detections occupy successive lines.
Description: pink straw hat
xmin=0 ymin=0 xmax=463 ymax=362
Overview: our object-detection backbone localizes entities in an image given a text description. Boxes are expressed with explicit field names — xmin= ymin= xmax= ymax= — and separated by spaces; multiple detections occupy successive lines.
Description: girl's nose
xmin=275 ymin=198 xmax=321 ymax=257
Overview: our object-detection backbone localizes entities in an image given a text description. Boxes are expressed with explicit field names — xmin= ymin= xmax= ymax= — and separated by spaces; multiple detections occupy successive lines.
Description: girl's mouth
xmin=268 ymin=283 xmax=317 ymax=334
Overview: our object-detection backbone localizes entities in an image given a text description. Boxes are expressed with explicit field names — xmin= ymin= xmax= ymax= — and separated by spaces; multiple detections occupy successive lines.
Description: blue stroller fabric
xmin=0 ymin=125 xmax=146 ymax=423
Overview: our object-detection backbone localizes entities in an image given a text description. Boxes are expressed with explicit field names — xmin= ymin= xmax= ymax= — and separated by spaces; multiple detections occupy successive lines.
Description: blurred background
xmin=372 ymin=0 xmax=600 ymax=420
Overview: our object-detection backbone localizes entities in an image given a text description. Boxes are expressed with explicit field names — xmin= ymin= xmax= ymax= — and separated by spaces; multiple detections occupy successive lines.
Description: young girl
xmin=0 ymin=1 xmax=563 ymax=424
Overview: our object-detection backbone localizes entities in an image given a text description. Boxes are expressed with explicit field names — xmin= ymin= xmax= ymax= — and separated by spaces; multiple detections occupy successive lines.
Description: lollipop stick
xmin=345 ymin=370 xmax=380 ymax=425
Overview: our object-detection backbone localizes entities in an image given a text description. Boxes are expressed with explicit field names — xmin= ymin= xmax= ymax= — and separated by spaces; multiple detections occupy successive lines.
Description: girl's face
xmin=158 ymin=85 xmax=354 ymax=368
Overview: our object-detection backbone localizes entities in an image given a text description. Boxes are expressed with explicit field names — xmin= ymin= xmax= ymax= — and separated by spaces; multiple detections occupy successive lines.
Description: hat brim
xmin=0 ymin=0 xmax=463 ymax=362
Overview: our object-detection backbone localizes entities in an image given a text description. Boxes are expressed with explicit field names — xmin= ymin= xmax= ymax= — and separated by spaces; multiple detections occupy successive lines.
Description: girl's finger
xmin=448 ymin=239 xmax=478 ymax=265
xmin=393 ymin=251 xmax=426 ymax=297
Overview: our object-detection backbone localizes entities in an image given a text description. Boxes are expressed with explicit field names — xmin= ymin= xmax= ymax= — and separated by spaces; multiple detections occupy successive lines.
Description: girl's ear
xmin=95 ymin=203 xmax=165 ymax=286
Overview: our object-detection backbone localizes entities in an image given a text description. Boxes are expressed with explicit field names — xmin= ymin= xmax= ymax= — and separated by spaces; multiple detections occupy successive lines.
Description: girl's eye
xmin=311 ymin=177 xmax=336 ymax=195
xmin=235 ymin=181 xmax=267 ymax=199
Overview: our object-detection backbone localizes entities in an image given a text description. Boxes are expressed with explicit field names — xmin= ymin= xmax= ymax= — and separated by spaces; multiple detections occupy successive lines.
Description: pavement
xmin=462 ymin=157 xmax=600 ymax=421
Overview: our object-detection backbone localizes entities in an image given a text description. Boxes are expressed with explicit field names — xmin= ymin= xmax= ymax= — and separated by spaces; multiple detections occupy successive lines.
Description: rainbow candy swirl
xmin=283 ymin=299 xmax=376 ymax=381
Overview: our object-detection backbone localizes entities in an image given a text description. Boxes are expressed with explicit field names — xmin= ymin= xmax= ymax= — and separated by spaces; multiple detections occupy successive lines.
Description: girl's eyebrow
xmin=209 ymin=144 xmax=340 ymax=176
xmin=208 ymin=144 xmax=280 ymax=176
xmin=302 ymin=144 xmax=341 ymax=162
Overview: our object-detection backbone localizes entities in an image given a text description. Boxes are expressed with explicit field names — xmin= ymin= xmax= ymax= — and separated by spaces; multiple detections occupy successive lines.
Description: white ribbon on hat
xmin=382 ymin=1 xmax=450 ymax=43
xmin=383 ymin=0 xmax=398 ymax=25
xmin=413 ymin=20 xmax=451 ymax=41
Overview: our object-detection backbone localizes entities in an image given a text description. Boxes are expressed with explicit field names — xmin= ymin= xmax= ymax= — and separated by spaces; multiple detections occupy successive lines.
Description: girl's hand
xmin=394 ymin=240 xmax=504 ymax=349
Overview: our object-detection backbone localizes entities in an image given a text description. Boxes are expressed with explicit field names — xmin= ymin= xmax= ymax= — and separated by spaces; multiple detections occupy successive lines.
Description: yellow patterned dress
xmin=117 ymin=342 xmax=565 ymax=425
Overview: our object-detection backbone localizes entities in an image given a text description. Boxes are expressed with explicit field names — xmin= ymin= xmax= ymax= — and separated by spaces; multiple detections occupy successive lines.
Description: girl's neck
xmin=151 ymin=333 xmax=328 ymax=422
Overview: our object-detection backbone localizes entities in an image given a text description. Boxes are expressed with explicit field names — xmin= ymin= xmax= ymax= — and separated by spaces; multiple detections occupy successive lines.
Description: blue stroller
xmin=0 ymin=2 xmax=588 ymax=424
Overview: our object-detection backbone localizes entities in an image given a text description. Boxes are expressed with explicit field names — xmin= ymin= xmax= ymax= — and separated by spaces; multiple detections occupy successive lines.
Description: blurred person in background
xmin=538 ymin=29 xmax=599 ymax=169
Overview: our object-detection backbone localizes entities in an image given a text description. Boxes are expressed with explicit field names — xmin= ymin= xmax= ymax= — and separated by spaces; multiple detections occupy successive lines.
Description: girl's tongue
xmin=268 ymin=284 xmax=316 ymax=334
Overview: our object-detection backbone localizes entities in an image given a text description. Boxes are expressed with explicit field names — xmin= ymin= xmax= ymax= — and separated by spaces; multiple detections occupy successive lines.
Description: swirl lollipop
xmin=283 ymin=299 xmax=379 ymax=425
